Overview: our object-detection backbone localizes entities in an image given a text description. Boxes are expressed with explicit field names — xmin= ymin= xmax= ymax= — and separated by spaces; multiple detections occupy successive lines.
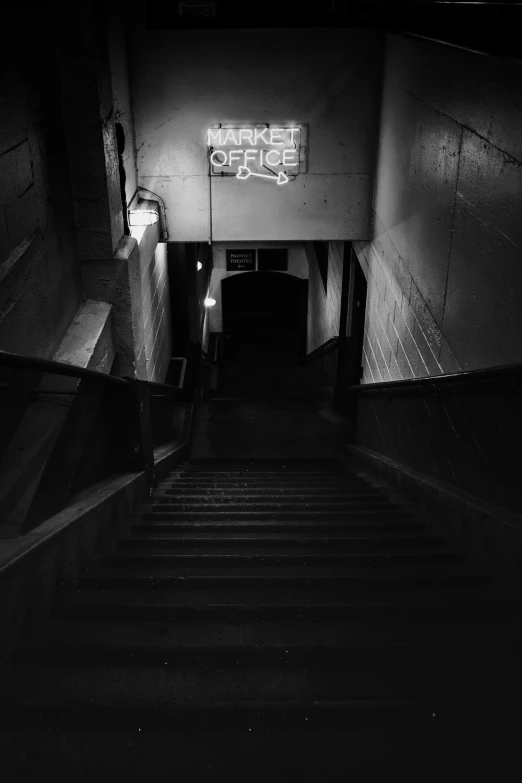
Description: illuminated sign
xmin=207 ymin=126 xmax=301 ymax=186
xmin=226 ymin=249 xmax=256 ymax=271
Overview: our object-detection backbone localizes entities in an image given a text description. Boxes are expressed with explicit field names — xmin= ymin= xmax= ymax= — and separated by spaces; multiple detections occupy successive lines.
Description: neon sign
xmin=207 ymin=126 xmax=301 ymax=186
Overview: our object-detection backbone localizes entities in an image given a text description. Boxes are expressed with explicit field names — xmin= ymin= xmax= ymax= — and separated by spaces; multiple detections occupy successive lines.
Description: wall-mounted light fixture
xmin=204 ymin=297 xmax=216 ymax=307
xmin=197 ymin=261 xmax=203 ymax=271
xmin=128 ymin=209 xmax=159 ymax=227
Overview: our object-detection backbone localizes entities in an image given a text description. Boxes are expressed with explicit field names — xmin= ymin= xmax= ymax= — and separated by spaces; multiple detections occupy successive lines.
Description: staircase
xmin=4 ymin=458 xmax=521 ymax=780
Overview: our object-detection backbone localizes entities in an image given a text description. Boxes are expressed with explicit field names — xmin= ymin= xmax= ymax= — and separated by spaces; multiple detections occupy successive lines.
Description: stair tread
xmin=149 ymin=500 xmax=393 ymax=508
xmin=99 ymin=552 xmax=465 ymax=567
xmin=2 ymin=700 xmax=517 ymax=736
xmin=10 ymin=657 xmax=519 ymax=705
xmin=112 ymin=536 xmax=448 ymax=546
xmin=52 ymin=588 xmax=515 ymax=608
xmin=65 ymin=571 xmax=491 ymax=589
xmin=139 ymin=509 xmax=411 ymax=516
xmin=21 ymin=617 xmax=522 ymax=649
xmin=9 ymin=451 xmax=516 ymax=736
xmin=128 ymin=521 xmax=426 ymax=532
xmin=152 ymin=489 xmax=387 ymax=502
xmin=112 ymin=537 xmax=446 ymax=552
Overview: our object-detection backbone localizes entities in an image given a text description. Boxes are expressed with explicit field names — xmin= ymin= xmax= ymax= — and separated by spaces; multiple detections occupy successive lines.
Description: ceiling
xmin=139 ymin=1 xmax=522 ymax=59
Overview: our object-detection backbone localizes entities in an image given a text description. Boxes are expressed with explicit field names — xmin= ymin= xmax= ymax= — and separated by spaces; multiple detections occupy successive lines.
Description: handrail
xmin=0 ymin=349 xmax=190 ymax=394
xmin=0 ymin=349 xmax=129 ymax=386
xmin=300 ymin=337 xmax=340 ymax=365
xmin=200 ymin=347 xmax=218 ymax=366
xmin=168 ymin=357 xmax=187 ymax=389
xmin=0 ymin=347 xmax=196 ymax=537
xmin=349 ymin=362 xmax=522 ymax=394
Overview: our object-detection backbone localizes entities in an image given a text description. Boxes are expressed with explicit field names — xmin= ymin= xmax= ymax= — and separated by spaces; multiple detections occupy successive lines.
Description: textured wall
xmin=108 ymin=8 xmax=138 ymax=206
xmin=59 ymin=3 xmax=124 ymax=260
xmin=358 ymin=34 xmax=522 ymax=383
xmin=144 ymin=242 xmax=172 ymax=382
xmin=306 ymin=241 xmax=344 ymax=354
xmin=128 ymin=26 xmax=382 ymax=241
xmin=130 ymin=203 xmax=172 ymax=383
xmin=0 ymin=8 xmax=82 ymax=358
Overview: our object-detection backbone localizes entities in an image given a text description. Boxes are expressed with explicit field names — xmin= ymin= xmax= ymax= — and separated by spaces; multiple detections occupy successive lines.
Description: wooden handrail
xmin=0 ymin=349 xmax=188 ymax=393
xmin=300 ymin=337 xmax=340 ymax=365
xmin=349 ymin=362 xmax=522 ymax=394
xmin=169 ymin=357 xmax=187 ymax=388
xmin=0 ymin=348 xmax=195 ymax=536
xmin=0 ymin=349 xmax=129 ymax=386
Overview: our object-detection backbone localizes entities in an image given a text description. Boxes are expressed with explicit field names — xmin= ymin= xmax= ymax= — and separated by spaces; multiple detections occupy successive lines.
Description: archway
xmin=219 ymin=271 xmax=308 ymax=397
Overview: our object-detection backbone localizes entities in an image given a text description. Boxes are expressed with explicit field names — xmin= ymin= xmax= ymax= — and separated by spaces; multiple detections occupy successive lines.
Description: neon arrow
xmin=236 ymin=166 xmax=289 ymax=186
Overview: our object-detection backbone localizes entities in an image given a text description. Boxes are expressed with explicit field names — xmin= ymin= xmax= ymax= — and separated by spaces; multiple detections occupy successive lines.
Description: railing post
xmin=134 ymin=380 xmax=156 ymax=489
xmin=334 ymin=241 xmax=352 ymax=410
xmin=121 ymin=378 xmax=156 ymax=489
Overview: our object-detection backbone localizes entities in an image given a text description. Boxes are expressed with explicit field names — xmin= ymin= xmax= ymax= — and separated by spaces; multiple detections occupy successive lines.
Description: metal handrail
xmin=168 ymin=357 xmax=187 ymax=389
xmin=0 ymin=349 xmax=188 ymax=393
xmin=199 ymin=347 xmax=218 ymax=366
xmin=349 ymin=362 xmax=522 ymax=394
xmin=300 ymin=337 xmax=340 ymax=365
xmin=0 ymin=349 xmax=129 ymax=386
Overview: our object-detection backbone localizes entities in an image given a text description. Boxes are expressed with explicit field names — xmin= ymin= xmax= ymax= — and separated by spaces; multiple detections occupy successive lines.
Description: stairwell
xmin=3 ymin=456 xmax=522 ymax=780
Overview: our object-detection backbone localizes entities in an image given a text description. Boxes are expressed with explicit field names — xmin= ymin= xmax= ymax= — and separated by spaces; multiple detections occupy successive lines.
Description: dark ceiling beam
xmin=141 ymin=1 xmax=522 ymax=58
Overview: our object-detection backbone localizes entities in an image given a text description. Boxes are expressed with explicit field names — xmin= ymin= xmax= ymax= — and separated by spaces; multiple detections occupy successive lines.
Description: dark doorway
xmin=219 ymin=271 xmax=308 ymax=398
xmin=345 ymin=252 xmax=368 ymax=386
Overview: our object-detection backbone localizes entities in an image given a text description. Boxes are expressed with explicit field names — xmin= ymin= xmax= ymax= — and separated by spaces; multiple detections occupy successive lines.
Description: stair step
xmin=153 ymin=488 xmax=382 ymax=503
xmin=140 ymin=509 xmax=410 ymax=521
xmin=29 ymin=615 xmax=522 ymax=648
xmin=10 ymin=649 xmax=518 ymax=705
xmin=99 ymin=552 xmax=465 ymax=569
xmin=180 ymin=458 xmax=346 ymax=463
xmin=156 ymin=488 xmax=382 ymax=497
xmin=168 ymin=473 xmax=362 ymax=487
xmin=66 ymin=572 xmax=492 ymax=592
xmin=0 ymin=699 xmax=505 ymax=731
xmin=170 ymin=472 xmax=357 ymax=479
xmin=12 ymin=640 xmax=505 ymax=668
xmin=168 ymin=477 xmax=364 ymax=485
xmin=50 ymin=599 xmax=521 ymax=624
xmin=149 ymin=500 xmax=393 ymax=511
xmin=129 ymin=520 xmax=426 ymax=534
xmin=113 ymin=534 xmax=445 ymax=551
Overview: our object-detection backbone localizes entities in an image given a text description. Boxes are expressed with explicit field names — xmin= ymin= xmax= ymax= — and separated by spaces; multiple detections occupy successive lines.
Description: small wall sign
xmin=226 ymin=249 xmax=256 ymax=271
xmin=179 ymin=1 xmax=216 ymax=18
xmin=208 ymin=125 xmax=302 ymax=186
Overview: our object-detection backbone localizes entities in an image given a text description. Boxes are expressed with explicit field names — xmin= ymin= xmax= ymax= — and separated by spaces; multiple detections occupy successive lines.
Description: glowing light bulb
xmin=197 ymin=261 xmax=203 ymax=271
xmin=128 ymin=210 xmax=159 ymax=226
xmin=204 ymin=297 xmax=216 ymax=307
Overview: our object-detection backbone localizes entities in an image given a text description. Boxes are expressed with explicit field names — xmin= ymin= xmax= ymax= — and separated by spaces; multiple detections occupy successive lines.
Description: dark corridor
xmin=218 ymin=272 xmax=313 ymax=398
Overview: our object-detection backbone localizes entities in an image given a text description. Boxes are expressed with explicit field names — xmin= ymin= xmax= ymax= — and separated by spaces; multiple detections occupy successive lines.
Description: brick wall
xmin=306 ymin=241 xmax=343 ymax=353
xmin=354 ymin=238 xmax=458 ymax=384
xmin=357 ymin=33 xmax=522 ymax=384
xmin=141 ymin=241 xmax=172 ymax=383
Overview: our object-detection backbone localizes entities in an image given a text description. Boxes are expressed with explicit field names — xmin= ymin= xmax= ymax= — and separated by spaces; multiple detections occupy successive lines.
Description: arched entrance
xmin=219 ymin=271 xmax=308 ymax=397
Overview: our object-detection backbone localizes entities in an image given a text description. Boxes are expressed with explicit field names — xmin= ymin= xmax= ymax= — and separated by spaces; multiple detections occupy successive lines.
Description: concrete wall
xmin=207 ymin=243 xmax=308 ymax=333
xmin=306 ymin=241 xmax=344 ymax=354
xmin=144 ymin=242 xmax=172 ymax=382
xmin=108 ymin=6 xmax=138 ymax=207
xmin=128 ymin=25 xmax=382 ymax=241
xmin=59 ymin=4 xmax=124 ymax=261
xmin=130 ymin=202 xmax=172 ymax=383
xmin=0 ymin=8 xmax=83 ymax=359
xmin=357 ymin=34 xmax=522 ymax=383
